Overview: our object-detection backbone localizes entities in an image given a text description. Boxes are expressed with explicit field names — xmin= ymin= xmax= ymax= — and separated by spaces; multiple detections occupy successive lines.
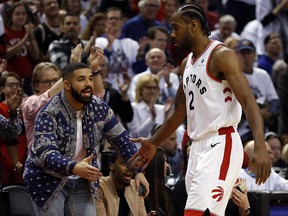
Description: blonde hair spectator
xmin=135 ymin=73 xmax=159 ymax=102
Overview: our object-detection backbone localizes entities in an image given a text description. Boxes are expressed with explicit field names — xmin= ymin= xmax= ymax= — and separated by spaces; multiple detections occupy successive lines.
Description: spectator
xmin=265 ymin=131 xmax=287 ymax=169
xmin=133 ymin=26 xmax=173 ymax=74
xmin=0 ymin=82 xmax=23 ymax=187
xmin=224 ymin=36 xmax=240 ymax=52
xmin=129 ymin=48 xmax=179 ymax=105
xmin=22 ymin=44 xmax=105 ymax=152
xmin=34 ymin=0 xmax=62 ymax=62
xmin=225 ymin=179 xmax=252 ymax=216
xmin=127 ymin=73 xmax=165 ymax=141
xmin=256 ymin=0 xmax=288 ymax=57
xmin=192 ymin=0 xmax=219 ymax=31
xmin=144 ymin=147 xmax=176 ymax=216
xmin=95 ymin=7 xmax=139 ymax=91
xmin=209 ymin=14 xmax=240 ymax=42
xmin=23 ymin=62 xmax=147 ymax=215
xmin=121 ymin=0 xmax=163 ymax=42
xmin=22 ymin=62 xmax=62 ymax=151
xmin=236 ymin=39 xmax=280 ymax=142
xmin=0 ymin=72 xmax=26 ymax=186
xmin=258 ymin=32 xmax=283 ymax=76
xmin=0 ymin=1 xmax=40 ymax=95
xmin=100 ymin=56 xmax=133 ymax=131
xmin=277 ymin=56 xmax=288 ymax=143
xmin=81 ymin=12 xmax=106 ymax=41
xmin=60 ymin=0 xmax=88 ymax=35
xmin=95 ymin=150 xmax=148 ymax=216
xmin=160 ymin=0 xmax=179 ymax=33
xmin=172 ymin=140 xmax=191 ymax=215
xmin=151 ymin=124 xmax=183 ymax=178
xmin=48 ymin=13 xmax=95 ymax=69
xmin=239 ymin=140 xmax=288 ymax=190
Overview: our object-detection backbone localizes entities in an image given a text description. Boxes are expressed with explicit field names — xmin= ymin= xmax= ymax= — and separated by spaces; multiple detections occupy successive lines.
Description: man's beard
xmin=71 ymin=86 xmax=92 ymax=104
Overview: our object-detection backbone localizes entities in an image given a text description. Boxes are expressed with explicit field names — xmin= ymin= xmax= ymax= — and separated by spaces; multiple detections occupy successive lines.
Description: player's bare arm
xmin=209 ymin=46 xmax=271 ymax=184
xmin=129 ymin=58 xmax=187 ymax=170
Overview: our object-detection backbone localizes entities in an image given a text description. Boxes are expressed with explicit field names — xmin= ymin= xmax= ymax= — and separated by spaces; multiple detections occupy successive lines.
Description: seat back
xmin=3 ymin=185 xmax=36 ymax=216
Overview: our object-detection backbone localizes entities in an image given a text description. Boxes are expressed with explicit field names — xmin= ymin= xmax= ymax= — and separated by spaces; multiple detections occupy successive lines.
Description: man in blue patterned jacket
xmin=23 ymin=62 xmax=144 ymax=216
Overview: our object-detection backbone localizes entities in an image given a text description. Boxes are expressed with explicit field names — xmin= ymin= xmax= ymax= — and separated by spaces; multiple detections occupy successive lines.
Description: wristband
xmin=92 ymin=71 xmax=101 ymax=76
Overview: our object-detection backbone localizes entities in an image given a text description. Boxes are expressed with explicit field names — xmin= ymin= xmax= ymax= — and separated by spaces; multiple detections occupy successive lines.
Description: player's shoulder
xmin=210 ymin=43 xmax=238 ymax=67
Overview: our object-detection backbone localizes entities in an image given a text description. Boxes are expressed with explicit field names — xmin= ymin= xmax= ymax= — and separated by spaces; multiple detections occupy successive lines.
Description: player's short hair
xmin=176 ymin=3 xmax=211 ymax=36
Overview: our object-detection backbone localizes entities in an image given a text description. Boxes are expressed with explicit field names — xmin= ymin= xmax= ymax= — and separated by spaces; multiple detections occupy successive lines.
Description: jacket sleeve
xmin=32 ymin=111 xmax=77 ymax=177
xmin=0 ymin=114 xmax=22 ymax=139
xmin=95 ymin=185 xmax=108 ymax=216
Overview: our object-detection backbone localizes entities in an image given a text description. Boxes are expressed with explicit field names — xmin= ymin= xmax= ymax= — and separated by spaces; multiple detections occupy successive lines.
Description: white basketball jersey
xmin=183 ymin=40 xmax=242 ymax=140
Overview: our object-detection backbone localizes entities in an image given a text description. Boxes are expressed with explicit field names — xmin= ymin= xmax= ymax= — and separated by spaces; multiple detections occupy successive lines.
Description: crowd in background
xmin=0 ymin=0 xmax=288 ymax=215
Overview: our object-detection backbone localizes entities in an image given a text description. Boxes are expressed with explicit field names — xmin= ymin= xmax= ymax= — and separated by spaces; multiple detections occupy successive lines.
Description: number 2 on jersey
xmin=189 ymin=91 xmax=194 ymax=110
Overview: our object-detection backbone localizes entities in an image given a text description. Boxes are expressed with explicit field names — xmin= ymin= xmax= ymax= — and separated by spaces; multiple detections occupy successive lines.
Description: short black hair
xmin=176 ymin=3 xmax=211 ymax=36
xmin=62 ymin=62 xmax=90 ymax=80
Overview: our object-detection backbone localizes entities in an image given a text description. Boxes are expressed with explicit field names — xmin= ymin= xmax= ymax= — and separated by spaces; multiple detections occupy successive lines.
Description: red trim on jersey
xmin=191 ymin=40 xmax=215 ymax=65
xmin=224 ymin=96 xmax=232 ymax=102
xmin=206 ymin=42 xmax=224 ymax=83
xmin=218 ymin=126 xmax=235 ymax=180
xmin=184 ymin=210 xmax=216 ymax=216
xmin=223 ymin=87 xmax=232 ymax=94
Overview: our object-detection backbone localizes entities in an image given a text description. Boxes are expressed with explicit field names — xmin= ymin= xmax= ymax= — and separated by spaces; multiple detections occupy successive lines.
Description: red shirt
xmin=1 ymin=27 xmax=34 ymax=77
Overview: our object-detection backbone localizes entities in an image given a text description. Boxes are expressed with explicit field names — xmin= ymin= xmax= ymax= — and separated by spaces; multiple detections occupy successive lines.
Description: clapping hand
xmin=70 ymin=43 xmax=82 ymax=63
xmin=88 ymin=46 xmax=105 ymax=72
xmin=7 ymin=88 xmax=23 ymax=112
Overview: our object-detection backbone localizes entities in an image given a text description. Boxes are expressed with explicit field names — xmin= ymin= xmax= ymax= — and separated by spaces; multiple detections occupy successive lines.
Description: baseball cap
xmin=236 ymin=39 xmax=256 ymax=52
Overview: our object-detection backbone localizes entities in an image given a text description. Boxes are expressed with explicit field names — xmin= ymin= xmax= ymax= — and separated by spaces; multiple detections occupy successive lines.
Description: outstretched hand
xmin=73 ymin=154 xmax=102 ymax=182
xmin=248 ymin=147 xmax=271 ymax=185
xmin=128 ymin=137 xmax=158 ymax=170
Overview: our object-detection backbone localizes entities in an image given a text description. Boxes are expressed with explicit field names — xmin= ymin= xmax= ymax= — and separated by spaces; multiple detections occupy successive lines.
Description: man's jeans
xmin=32 ymin=178 xmax=96 ymax=216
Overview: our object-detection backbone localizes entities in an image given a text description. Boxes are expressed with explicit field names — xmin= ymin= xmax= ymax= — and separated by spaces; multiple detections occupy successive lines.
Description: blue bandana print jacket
xmin=23 ymin=92 xmax=138 ymax=210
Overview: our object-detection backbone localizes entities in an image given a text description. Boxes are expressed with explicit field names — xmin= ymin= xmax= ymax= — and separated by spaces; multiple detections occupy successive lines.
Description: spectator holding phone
xmin=226 ymin=179 xmax=251 ymax=216
xmin=95 ymin=150 xmax=150 ymax=216
xmin=144 ymin=147 xmax=176 ymax=216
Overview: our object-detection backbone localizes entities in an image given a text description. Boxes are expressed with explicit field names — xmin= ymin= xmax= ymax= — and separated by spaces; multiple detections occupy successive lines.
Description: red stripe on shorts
xmin=218 ymin=126 xmax=235 ymax=181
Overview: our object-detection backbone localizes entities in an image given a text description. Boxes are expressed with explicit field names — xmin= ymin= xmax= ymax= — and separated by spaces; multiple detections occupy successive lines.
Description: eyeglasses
xmin=107 ymin=16 xmax=121 ymax=21
xmin=145 ymin=3 xmax=160 ymax=9
xmin=5 ymin=83 xmax=20 ymax=88
xmin=144 ymin=86 xmax=159 ymax=91
xmin=38 ymin=79 xmax=59 ymax=87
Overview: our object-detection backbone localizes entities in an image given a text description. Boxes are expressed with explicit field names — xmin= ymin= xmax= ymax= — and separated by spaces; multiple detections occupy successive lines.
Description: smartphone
xmin=139 ymin=183 xmax=146 ymax=196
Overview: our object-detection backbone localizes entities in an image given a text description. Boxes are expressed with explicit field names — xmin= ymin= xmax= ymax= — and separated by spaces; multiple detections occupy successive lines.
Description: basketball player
xmin=129 ymin=3 xmax=272 ymax=216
